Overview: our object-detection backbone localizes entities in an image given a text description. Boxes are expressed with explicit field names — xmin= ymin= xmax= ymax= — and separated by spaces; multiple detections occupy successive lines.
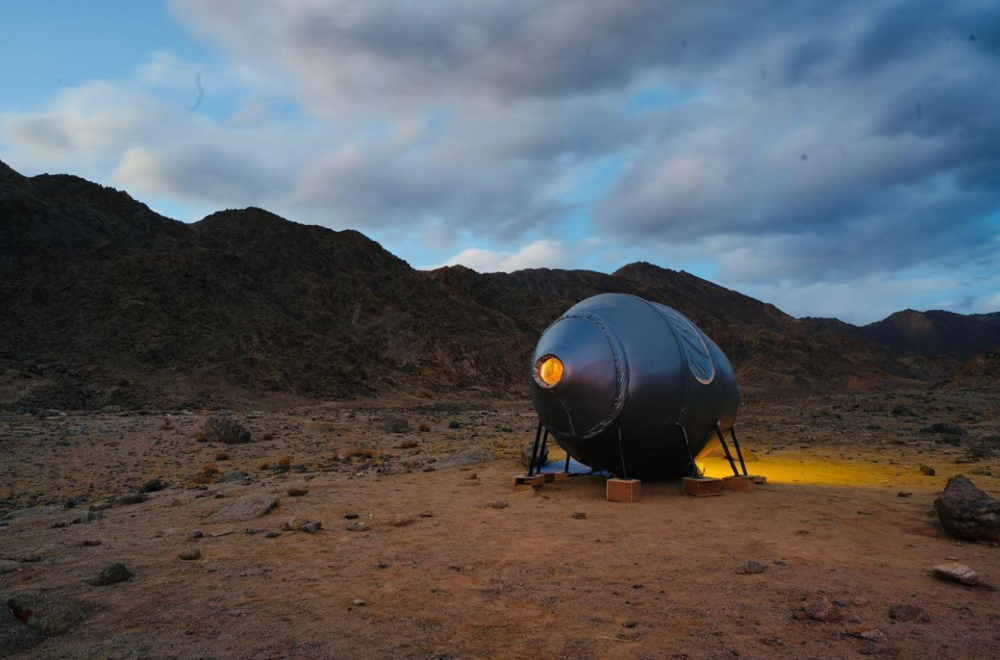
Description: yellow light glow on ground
xmin=537 ymin=356 xmax=564 ymax=387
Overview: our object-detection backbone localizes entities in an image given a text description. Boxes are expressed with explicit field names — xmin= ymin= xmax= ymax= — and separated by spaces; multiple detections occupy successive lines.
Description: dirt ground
xmin=2 ymin=389 xmax=999 ymax=659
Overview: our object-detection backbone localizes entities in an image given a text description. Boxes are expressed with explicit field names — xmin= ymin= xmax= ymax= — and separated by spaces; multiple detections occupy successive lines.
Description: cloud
xmin=1 ymin=0 xmax=998 ymax=321
xmin=431 ymin=240 xmax=569 ymax=272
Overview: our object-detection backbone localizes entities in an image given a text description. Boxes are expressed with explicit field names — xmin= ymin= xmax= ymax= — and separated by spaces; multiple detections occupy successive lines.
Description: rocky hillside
xmin=0 ymin=159 xmax=982 ymax=410
xmin=811 ymin=310 xmax=1000 ymax=362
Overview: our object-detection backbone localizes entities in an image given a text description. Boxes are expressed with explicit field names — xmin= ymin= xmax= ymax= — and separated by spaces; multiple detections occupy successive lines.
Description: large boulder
xmin=934 ymin=475 xmax=1000 ymax=542
xmin=0 ymin=605 xmax=43 ymax=658
xmin=200 ymin=415 xmax=253 ymax=444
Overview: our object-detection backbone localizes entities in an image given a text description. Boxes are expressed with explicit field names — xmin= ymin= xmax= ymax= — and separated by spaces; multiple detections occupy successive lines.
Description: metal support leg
xmin=729 ymin=427 xmax=748 ymax=476
xmin=615 ymin=420 xmax=628 ymax=479
xmin=528 ymin=419 xmax=543 ymax=476
xmin=677 ymin=424 xmax=699 ymax=477
xmin=714 ymin=421 xmax=740 ymax=476
xmin=563 ymin=452 xmax=571 ymax=473
xmin=537 ymin=427 xmax=549 ymax=473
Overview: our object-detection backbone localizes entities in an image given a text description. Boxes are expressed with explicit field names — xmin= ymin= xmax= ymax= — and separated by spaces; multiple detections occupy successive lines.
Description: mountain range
xmin=1 ymin=159 xmax=997 ymax=410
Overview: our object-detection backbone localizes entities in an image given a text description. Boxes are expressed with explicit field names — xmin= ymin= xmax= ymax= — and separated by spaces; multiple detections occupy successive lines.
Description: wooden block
xmin=682 ymin=476 xmax=723 ymax=497
xmin=753 ymin=475 xmax=767 ymax=485
xmin=722 ymin=475 xmax=756 ymax=492
xmin=551 ymin=472 xmax=572 ymax=482
xmin=606 ymin=478 xmax=641 ymax=503
xmin=543 ymin=473 xmax=556 ymax=483
xmin=512 ymin=474 xmax=545 ymax=489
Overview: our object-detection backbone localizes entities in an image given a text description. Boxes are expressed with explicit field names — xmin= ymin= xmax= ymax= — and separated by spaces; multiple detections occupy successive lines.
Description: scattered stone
xmin=88 ymin=563 xmax=133 ymax=587
xmin=389 ymin=515 xmax=416 ymax=527
xmin=5 ymin=589 xmax=90 ymax=636
xmin=114 ymin=492 xmax=148 ymax=506
xmin=435 ymin=447 xmax=494 ymax=470
xmin=921 ymin=423 xmax=966 ymax=436
xmin=419 ymin=511 xmax=433 ymax=518
xmin=266 ymin=531 xmax=281 ymax=538
xmin=346 ymin=521 xmax=370 ymax=532
xmin=188 ymin=529 xmax=203 ymax=539
xmin=281 ymin=518 xmax=311 ymax=531
xmin=797 ymin=597 xmax=842 ymax=622
xmin=932 ymin=563 xmax=979 ymax=586
xmin=89 ymin=500 xmax=112 ymax=512
xmin=485 ymin=500 xmax=509 ymax=510
xmin=80 ymin=540 xmax=101 ymax=547
xmin=448 ymin=420 xmax=461 ymax=429
xmin=299 ymin=522 xmax=322 ymax=533
xmin=205 ymin=495 xmax=278 ymax=524
xmin=572 ymin=512 xmax=587 ymax=520
xmin=624 ymin=620 xmax=638 ymax=628
xmin=200 ymin=414 xmax=253 ymax=444
xmin=736 ymin=561 xmax=768 ymax=575
xmin=888 ymin=604 xmax=923 ymax=622
xmin=139 ymin=478 xmax=164 ymax=493
xmin=0 ymin=560 xmax=21 ymax=575
xmin=0 ymin=605 xmax=44 ymax=658
xmin=345 ymin=513 xmax=360 ymax=520
xmin=934 ymin=475 xmax=1000 ymax=542
xmin=353 ymin=598 xmax=367 ymax=606
xmin=383 ymin=416 xmax=410 ymax=434
xmin=287 ymin=487 xmax=309 ymax=497
xmin=178 ymin=548 xmax=202 ymax=561
xmin=898 ymin=491 xmax=913 ymax=498
xmin=918 ymin=464 xmax=936 ymax=476
xmin=215 ymin=469 xmax=248 ymax=483
xmin=521 ymin=444 xmax=549 ymax=468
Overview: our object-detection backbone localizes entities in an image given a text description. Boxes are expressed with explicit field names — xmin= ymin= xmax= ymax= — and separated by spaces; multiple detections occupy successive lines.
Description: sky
xmin=1 ymin=1 xmax=999 ymax=324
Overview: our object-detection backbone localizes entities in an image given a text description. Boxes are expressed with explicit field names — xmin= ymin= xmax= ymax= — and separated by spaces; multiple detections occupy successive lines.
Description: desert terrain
xmin=2 ymin=388 xmax=999 ymax=660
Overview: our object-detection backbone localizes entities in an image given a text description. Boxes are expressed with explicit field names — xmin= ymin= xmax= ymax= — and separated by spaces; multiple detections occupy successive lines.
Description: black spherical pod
xmin=528 ymin=293 xmax=739 ymax=480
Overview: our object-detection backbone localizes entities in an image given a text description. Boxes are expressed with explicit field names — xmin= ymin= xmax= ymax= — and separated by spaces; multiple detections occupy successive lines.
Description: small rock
xmin=435 ymin=447 xmax=494 ymax=470
xmin=0 ymin=560 xmax=21 ymax=575
xmin=485 ymin=500 xmax=509 ymax=510
xmin=80 ymin=540 xmax=101 ymax=547
xmin=353 ymin=598 xmax=367 ymax=606
xmin=88 ymin=563 xmax=133 ymax=586
xmin=888 ymin=603 xmax=923 ymax=622
xmin=448 ymin=420 xmax=461 ymax=429
xmin=897 ymin=491 xmax=913 ymax=498
xmin=345 ymin=513 xmax=360 ymax=520
xmin=201 ymin=414 xmax=253 ymax=444
xmin=521 ymin=444 xmax=549 ymax=468
xmin=114 ymin=492 xmax=148 ymax=506
xmin=346 ymin=521 xmax=369 ymax=532
xmin=178 ymin=548 xmax=202 ymax=561
xmin=932 ymin=562 xmax=979 ymax=586
xmin=89 ymin=500 xmax=112 ymax=512
xmin=921 ymin=423 xmax=966 ymax=436
xmin=801 ymin=597 xmax=842 ymax=622
xmin=287 ymin=487 xmax=309 ymax=497
xmin=383 ymin=416 xmax=410 ymax=434
xmin=572 ymin=512 xmax=587 ymax=520
xmin=266 ymin=531 xmax=281 ymax=538
xmin=736 ymin=561 xmax=768 ymax=575
xmin=918 ymin=464 xmax=936 ymax=476
xmin=300 ymin=522 xmax=322 ymax=533
xmin=624 ymin=620 xmax=638 ymax=628
xmin=0 ymin=604 xmax=44 ymax=656
xmin=139 ymin=478 xmax=164 ymax=493
xmin=215 ymin=469 xmax=248 ymax=483
xmin=188 ymin=529 xmax=203 ymax=539
xmin=282 ymin=518 xmax=311 ymax=531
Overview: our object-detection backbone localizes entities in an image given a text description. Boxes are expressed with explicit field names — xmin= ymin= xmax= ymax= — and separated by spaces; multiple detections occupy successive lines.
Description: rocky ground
xmin=2 ymin=388 xmax=999 ymax=659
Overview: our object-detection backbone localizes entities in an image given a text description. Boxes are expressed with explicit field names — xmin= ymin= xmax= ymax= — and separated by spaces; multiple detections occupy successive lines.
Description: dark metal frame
xmin=527 ymin=417 xmax=748 ymax=479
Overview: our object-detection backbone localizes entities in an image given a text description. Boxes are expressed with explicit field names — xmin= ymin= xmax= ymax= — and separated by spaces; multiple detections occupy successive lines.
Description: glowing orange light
xmin=537 ymin=355 xmax=564 ymax=387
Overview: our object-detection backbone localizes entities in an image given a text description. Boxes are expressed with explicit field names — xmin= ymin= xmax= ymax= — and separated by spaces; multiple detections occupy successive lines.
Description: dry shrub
xmin=258 ymin=459 xmax=270 ymax=471
xmin=215 ymin=451 xmax=230 ymax=461
xmin=398 ymin=440 xmax=419 ymax=449
xmin=418 ymin=423 xmax=430 ymax=433
xmin=262 ymin=432 xmax=275 ymax=441
xmin=276 ymin=456 xmax=292 ymax=471
xmin=349 ymin=448 xmax=375 ymax=459
xmin=189 ymin=474 xmax=214 ymax=485
xmin=201 ymin=463 xmax=218 ymax=476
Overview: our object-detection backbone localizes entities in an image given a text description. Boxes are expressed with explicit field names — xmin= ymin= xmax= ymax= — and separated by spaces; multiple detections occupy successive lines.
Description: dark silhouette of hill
xmin=0 ymin=159 xmax=988 ymax=410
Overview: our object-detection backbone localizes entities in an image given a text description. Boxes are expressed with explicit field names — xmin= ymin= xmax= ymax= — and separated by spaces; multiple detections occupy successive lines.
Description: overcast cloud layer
xmin=2 ymin=0 xmax=999 ymax=323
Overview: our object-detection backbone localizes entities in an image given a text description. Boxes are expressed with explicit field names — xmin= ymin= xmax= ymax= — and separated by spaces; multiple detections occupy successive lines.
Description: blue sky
xmin=2 ymin=1 xmax=999 ymax=323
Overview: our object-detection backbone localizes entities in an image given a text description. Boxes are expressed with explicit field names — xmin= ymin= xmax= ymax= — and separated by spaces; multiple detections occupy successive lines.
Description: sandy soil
xmin=2 ymin=389 xmax=999 ymax=659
